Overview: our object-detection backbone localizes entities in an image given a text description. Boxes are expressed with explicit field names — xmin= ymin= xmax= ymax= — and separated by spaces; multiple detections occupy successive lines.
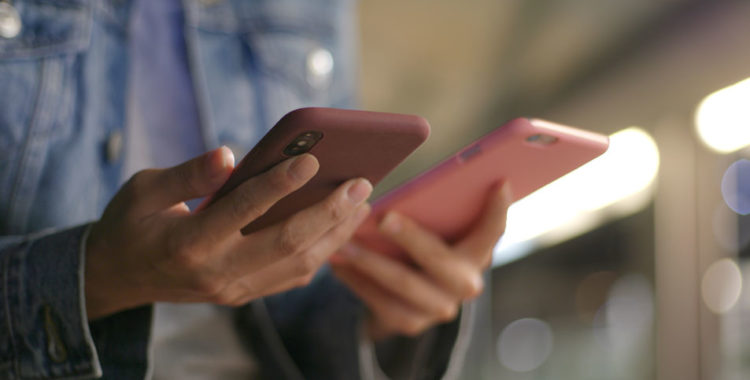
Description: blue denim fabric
xmin=0 ymin=0 xmax=460 ymax=379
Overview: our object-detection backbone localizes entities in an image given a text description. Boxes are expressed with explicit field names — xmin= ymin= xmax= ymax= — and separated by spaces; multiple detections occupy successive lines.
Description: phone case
xmin=205 ymin=107 xmax=430 ymax=235
xmin=354 ymin=117 xmax=609 ymax=257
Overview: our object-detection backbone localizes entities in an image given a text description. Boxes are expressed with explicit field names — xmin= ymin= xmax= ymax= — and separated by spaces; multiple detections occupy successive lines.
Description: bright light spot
xmin=494 ymin=128 xmax=659 ymax=266
xmin=306 ymin=48 xmax=334 ymax=88
xmin=497 ymin=318 xmax=554 ymax=373
xmin=721 ymin=159 xmax=750 ymax=215
xmin=592 ymin=274 xmax=654 ymax=374
xmin=695 ymin=77 xmax=750 ymax=154
xmin=604 ymin=274 xmax=654 ymax=332
xmin=701 ymin=258 xmax=743 ymax=314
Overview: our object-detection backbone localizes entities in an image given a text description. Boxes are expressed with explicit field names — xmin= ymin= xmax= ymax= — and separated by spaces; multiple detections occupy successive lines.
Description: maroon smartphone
xmin=203 ymin=107 xmax=430 ymax=235
xmin=354 ymin=118 xmax=609 ymax=258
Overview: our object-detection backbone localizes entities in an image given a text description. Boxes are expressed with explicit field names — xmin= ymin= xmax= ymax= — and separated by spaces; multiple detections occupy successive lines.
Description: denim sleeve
xmin=0 ymin=225 xmax=152 ymax=379
xmin=358 ymin=302 xmax=475 ymax=380
xmin=237 ymin=266 xmax=467 ymax=380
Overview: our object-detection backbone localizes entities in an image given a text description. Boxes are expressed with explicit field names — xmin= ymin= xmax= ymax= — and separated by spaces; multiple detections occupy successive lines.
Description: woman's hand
xmin=86 ymin=147 xmax=372 ymax=319
xmin=331 ymin=183 xmax=511 ymax=340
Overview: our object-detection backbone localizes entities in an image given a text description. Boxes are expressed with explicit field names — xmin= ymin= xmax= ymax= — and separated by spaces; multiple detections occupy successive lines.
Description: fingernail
xmin=208 ymin=146 xmax=234 ymax=180
xmin=380 ymin=212 xmax=401 ymax=235
xmin=219 ymin=146 xmax=235 ymax=169
xmin=346 ymin=179 xmax=372 ymax=204
xmin=288 ymin=154 xmax=319 ymax=181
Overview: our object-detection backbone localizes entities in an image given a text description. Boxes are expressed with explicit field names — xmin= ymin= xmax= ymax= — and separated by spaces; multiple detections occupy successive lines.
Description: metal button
xmin=106 ymin=129 xmax=123 ymax=163
xmin=306 ymin=47 xmax=334 ymax=89
xmin=43 ymin=305 xmax=68 ymax=363
xmin=0 ymin=2 xmax=22 ymax=39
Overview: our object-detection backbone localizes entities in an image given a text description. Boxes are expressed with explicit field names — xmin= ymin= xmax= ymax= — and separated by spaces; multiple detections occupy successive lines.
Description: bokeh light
xmin=701 ymin=258 xmax=743 ymax=314
xmin=721 ymin=159 xmax=750 ymax=215
xmin=695 ymin=77 xmax=750 ymax=154
xmin=604 ymin=274 xmax=654 ymax=333
xmin=592 ymin=274 xmax=654 ymax=374
xmin=712 ymin=202 xmax=750 ymax=252
xmin=497 ymin=318 xmax=554 ymax=373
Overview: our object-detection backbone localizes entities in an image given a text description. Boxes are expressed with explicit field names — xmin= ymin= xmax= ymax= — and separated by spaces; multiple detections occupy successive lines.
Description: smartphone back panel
xmin=206 ymin=107 xmax=430 ymax=235
xmin=355 ymin=118 xmax=609 ymax=257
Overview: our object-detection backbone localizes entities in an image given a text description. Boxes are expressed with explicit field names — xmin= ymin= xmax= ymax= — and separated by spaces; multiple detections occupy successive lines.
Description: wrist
xmin=84 ymin=222 xmax=143 ymax=320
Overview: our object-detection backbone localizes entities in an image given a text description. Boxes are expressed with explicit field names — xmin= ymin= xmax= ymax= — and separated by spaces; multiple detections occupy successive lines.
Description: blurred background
xmin=356 ymin=0 xmax=750 ymax=379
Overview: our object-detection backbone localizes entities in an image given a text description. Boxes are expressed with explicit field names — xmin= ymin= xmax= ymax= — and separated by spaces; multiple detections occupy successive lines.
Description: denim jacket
xmin=0 ymin=1 xmax=465 ymax=379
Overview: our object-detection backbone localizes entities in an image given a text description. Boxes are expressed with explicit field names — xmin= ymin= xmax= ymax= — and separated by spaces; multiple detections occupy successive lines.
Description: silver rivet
xmin=306 ymin=47 xmax=334 ymax=89
xmin=106 ymin=130 xmax=123 ymax=163
xmin=43 ymin=305 xmax=68 ymax=363
xmin=0 ymin=2 xmax=21 ymax=39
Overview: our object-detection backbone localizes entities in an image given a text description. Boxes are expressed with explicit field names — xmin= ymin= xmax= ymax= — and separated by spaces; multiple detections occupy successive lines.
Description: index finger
xmin=194 ymin=154 xmax=319 ymax=239
xmin=455 ymin=182 xmax=512 ymax=267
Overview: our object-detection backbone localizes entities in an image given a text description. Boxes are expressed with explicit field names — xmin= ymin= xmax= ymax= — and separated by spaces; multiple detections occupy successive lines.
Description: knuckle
xmin=267 ymin=167 xmax=296 ymax=194
xmin=230 ymin=188 xmax=266 ymax=222
xmin=462 ymin=276 xmax=484 ymax=299
xmin=293 ymin=274 xmax=315 ymax=288
xmin=208 ymin=290 xmax=235 ymax=305
xmin=173 ymin=164 xmax=200 ymax=196
xmin=277 ymin=224 xmax=305 ymax=257
xmin=400 ymin=317 xmax=427 ymax=337
xmin=177 ymin=252 xmax=205 ymax=273
xmin=294 ymin=253 xmax=321 ymax=277
xmin=122 ymin=169 xmax=154 ymax=201
xmin=437 ymin=303 xmax=459 ymax=322
xmin=128 ymin=169 xmax=152 ymax=189
xmin=235 ymin=280 xmax=259 ymax=298
xmin=397 ymin=275 xmax=418 ymax=292
xmin=166 ymin=234 xmax=203 ymax=270
xmin=323 ymin=197 xmax=348 ymax=223
xmin=218 ymin=282 xmax=258 ymax=305
xmin=191 ymin=274 xmax=225 ymax=298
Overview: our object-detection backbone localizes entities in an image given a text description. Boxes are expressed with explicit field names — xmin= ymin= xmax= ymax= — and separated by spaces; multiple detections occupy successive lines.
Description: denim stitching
xmin=6 ymin=58 xmax=61 ymax=233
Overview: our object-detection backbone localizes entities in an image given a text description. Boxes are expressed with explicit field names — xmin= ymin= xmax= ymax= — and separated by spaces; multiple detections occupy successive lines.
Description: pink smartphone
xmin=203 ymin=107 xmax=430 ymax=235
xmin=354 ymin=117 xmax=609 ymax=257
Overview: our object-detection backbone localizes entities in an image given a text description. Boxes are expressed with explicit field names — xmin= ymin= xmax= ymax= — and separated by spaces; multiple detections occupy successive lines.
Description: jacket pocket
xmin=0 ymin=0 xmax=91 ymax=152
xmin=187 ymin=0 xmax=357 ymax=131
xmin=0 ymin=0 xmax=92 ymax=232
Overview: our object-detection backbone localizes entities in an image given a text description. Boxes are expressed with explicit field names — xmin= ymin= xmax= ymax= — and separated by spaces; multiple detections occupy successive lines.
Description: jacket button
xmin=0 ymin=2 xmax=22 ymax=39
xmin=306 ymin=47 xmax=334 ymax=90
xmin=106 ymin=130 xmax=124 ymax=163
xmin=43 ymin=305 xmax=68 ymax=363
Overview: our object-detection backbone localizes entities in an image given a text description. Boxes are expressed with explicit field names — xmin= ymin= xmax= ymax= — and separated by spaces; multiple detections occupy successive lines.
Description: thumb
xmin=129 ymin=146 xmax=235 ymax=214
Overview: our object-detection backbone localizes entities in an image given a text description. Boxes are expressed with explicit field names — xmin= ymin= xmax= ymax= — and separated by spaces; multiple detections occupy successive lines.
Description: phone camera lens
xmin=526 ymin=134 xmax=558 ymax=146
xmin=284 ymin=131 xmax=323 ymax=156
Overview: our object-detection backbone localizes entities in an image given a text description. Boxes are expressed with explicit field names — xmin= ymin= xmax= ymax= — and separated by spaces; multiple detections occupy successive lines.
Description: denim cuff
xmin=0 ymin=224 xmax=102 ymax=379
xmin=357 ymin=301 xmax=474 ymax=380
